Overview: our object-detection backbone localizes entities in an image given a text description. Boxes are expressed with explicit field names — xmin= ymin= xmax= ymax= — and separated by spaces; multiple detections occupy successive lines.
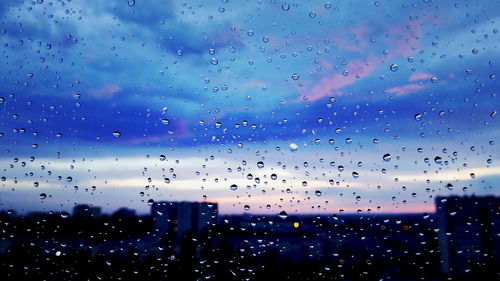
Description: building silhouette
xmin=72 ymin=204 xmax=102 ymax=218
xmin=436 ymin=195 xmax=499 ymax=277
xmin=151 ymin=201 xmax=218 ymax=245
xmin=1 ymin=197 xmax=498 ymax=280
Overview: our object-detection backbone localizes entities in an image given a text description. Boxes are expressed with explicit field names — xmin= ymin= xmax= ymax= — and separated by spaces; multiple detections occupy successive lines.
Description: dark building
xmin=436 ymin=196 xmax=499 ymax=276
xmin=72 ymin=204 xmax=102 ymax=218
xmin=151 ymin=201 xmax=218 ymax=244
xmin=112 ymin=207 xmax=137 ymax=219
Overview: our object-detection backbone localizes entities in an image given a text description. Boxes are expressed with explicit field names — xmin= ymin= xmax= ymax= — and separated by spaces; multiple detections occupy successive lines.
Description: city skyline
xmin=1 ymin=195 xmax=498 ymax=280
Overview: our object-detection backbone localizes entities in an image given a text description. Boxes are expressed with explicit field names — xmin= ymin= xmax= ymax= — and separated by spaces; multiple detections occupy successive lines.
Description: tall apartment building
xmin=436 ymin=196 xmax=499 ymax=276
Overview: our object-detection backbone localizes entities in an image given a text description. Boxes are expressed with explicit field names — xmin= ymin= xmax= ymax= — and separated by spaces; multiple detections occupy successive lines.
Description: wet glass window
xmin=0 ymin=1 xmax=498 ymax=280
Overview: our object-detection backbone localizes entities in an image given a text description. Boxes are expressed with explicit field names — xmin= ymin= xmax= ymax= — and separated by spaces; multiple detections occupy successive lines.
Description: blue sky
xmin=0 ymin=0 xmax=498 ymax=215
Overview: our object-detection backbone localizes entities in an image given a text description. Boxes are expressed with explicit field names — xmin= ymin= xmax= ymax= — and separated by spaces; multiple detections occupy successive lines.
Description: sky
xmin=0 ymin=0 xmax=499 ymax=215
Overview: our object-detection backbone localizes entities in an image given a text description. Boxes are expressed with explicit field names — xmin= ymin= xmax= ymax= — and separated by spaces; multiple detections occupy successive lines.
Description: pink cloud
xmin=408 ymin=72 xmax=434 ymax=82
xmin=213 ymin=25 xmax=244 ymax=46
xmin=327 ymin=18 xmax=423 ymax=58
xmin=385 ymin=83 xmax=425 ymax=96
xmin=378 ymin=16 xmax=434 ymax=59
xmin=90 ymin=84 xmax=121 ymax=99
xmin=298 ymin=58 xmax=378 ymax=101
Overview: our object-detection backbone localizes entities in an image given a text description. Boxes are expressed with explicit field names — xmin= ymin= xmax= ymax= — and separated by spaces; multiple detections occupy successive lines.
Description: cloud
xmin=90 ymin=84 xmax=122 ymax=99
xmin=298 ymin=58 xmax=379 ymax=101
xmin=395 ymin=167 xmax=500 ymax=183
xmin=385 ymin=83 xmax=426 ymax=96
xmin=408 ymin=72 xmax=434 ymax=82
xmin=0 ymin=0 xmax=499 ymax=215
xmin=386 ymin=19 xmax=423 ymax=57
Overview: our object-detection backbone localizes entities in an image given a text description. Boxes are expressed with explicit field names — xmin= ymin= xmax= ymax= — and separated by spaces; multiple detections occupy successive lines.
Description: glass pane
xmin=1 ymin=1 xmax=498 ymax=280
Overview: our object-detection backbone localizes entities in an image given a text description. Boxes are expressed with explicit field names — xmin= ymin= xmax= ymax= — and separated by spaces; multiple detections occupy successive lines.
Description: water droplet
xmin=244 ymin=205 xmax=251 ymax=211
xmin=257 ymin=161 xmax=264 ymax=169
xmin=60 ymin=212 xmax=69 ymax=219
xmin=446 ymin=183 xmax=453 ymax=190
xmin=278 ymin=210 xmax=288 ymax=219
xmin=230 ymin=184 xmax=238 ymax=191
xmin=112 ymin=131 xmax=121 ymax=138
xmin=211 ymin=58 xmax=219 ymax=65
xmin=289 ymin=143 xmax=298 ymax=151
xmin=389 ymin=64 xmax=398 ymax=72
xmin=39 ymin=193 xmax=46 ymax=199
xmin=383 ymin=154 xmax=391 ymax=162
xmin=291 ymin=73 xmax=300 ymax=80
xmin=127 ymin=0 xmax=135 ymax=7
xmin=281 ymin=3 xmax=290 ymax=10
xmin=491 ymin=111 xmax=497 ymax=118
xmin=414 ymin=113 xmax=422 ymax=121
xmin=352 ymin=171 xmax=359 ymax=178
xmin=434 ymin=156 xmax=442 ymax=164
xmin=315 ymin=190 xmax=322 ymax=197
xmin=159 ymin=155 xmax=166 ymax=161
xmin=161 ymin=118 xmax=169 ymax=125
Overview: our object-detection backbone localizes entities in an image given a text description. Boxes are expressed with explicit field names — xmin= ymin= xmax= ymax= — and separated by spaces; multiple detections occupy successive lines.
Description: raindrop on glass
xmin=383 ymin=154 xmax=391 ymax=162
xmin=434 ymin=156 xmax=442 ymax=164
xmin=278 ymin=210 xmax=288 ymax=219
